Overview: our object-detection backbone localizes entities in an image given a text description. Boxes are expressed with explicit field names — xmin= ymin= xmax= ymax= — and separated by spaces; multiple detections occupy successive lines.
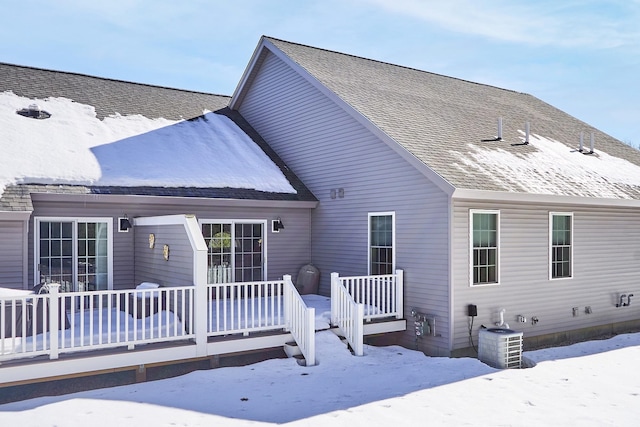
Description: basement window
xmin=16 ymin=103 xmax=51 ymax=119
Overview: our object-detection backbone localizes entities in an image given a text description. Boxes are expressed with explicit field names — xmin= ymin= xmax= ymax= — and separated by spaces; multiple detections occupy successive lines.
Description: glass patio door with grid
xmin=35 ymin=218 xmax=112 ymax=292
xmin=202 ymin=221 xmax=265 ymax=283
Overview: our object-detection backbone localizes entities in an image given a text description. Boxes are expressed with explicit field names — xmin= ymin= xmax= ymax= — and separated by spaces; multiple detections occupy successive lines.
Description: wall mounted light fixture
xmin=272 ymin=217 xmax=285 ymax=233
xmin=118 ymin=215 xmax=132 ymax=232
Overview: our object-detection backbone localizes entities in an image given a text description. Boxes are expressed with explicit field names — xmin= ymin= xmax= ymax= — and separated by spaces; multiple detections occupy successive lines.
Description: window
xmin=550 ymin=213 xmax=573 ymax=279
xmin=470 ymin=210 xmax=499 ymax=285
xmin=369 ymin=212 xmax=395 ymax=275
xmin=201 ymin=221 xmax=265 ymax=283
xmin=35 ymin=218 xmax=113 ymax=292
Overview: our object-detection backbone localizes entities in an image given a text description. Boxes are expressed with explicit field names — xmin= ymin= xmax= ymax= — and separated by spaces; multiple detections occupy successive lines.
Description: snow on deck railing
xmin=333 ymin=270 xmax=404 ymax=322
xmin=0 ymin=284 xmax=194 ymax=362
xmin=330 ymin=272 xmax=364 ymax=356
xmin=283 ymin=275 xmax=315 ymax=366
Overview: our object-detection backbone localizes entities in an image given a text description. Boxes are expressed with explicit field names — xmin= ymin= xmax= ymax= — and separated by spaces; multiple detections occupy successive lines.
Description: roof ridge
xmin=0 ymin=61 xmax=230 ymax=98
xmin=263 ymin=36 xmax=528 ymax=96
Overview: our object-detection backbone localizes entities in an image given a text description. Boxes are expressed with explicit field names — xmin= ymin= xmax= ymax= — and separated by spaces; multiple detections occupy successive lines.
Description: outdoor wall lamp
xmin=272 ymin=217 xmax=285 ymax=233
xmin=118 ymin=215 xmax=133 ymax=232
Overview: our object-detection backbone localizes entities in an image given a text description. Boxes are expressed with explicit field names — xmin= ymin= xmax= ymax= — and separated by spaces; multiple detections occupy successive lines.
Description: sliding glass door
xmin=36 ymin=218 xmax=112 ymax=292
xmin=201 ymin=221 xmax=265 ymax=283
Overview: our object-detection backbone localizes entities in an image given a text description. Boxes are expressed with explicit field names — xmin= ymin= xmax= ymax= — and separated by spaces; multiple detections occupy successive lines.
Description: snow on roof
xmin=0 ymin=91 xmax=295 ymax=198
xmin=452 ymin=132 xmax=640 ymax=199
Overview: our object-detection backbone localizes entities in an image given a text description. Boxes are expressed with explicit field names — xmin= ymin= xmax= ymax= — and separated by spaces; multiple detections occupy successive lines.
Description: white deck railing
xmin=205 ymin=277 xmax=315 ymax=365
xmin=330 ymin=270 xmax=404 ymax=356
xmin=1 ymin=280 xmax=315 ymax=368
xmin=206 ymin=280 xmax=286 ymax=336
xmin=334 ymin=270 xmax=404 ymax=321
xmin=1 ymin=284 xmax=194 ymax=362
xmin=330 ymin=273 xmax=364 ymax=356
xmin=283 ymin=275 xmax=315 ymax=366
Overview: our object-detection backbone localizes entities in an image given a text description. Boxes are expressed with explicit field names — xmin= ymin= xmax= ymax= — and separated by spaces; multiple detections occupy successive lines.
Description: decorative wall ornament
xmin=149 ymin=233 xmax=155 ymax=249
xmin=163 ymin=244 xmax=170 ymax=261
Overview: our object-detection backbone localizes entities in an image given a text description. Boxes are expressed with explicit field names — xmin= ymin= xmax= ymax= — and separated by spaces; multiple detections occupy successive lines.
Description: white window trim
xmin=34 ymin=217 xmax=114 ymax=290
xmin=367 ymin=211 xmax=396 ymax=275
xmin=469 ymin=209 xmax=500 ymax=287
xmin=549 ymin=212 xmax=573 ymax=281
xmin=198 ymin=219 xmax=268 ymax=281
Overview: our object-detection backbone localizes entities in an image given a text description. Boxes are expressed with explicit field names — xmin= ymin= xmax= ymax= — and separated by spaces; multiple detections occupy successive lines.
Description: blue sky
xmin=1 ymin=0 xmax=638 ymax=145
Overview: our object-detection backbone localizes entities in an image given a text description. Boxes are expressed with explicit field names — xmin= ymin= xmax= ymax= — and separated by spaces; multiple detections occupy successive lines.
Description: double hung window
xmin=470 ymin=210 xmax=499 ymax=286
xmin=550 ymin=213 xmax=573 ymax=279
xmin=369 ymin=212 xmax=395 ymax=275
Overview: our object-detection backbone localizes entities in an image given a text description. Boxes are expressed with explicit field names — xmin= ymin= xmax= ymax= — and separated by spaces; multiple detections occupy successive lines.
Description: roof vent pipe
xmin=579 ymin=132 xmax=584 ymax=152
xmin=589 ymin=132 xmax=595 ymax=154
xmin=524 ymin=122 xmax=530 ymax=144
xmin=497 ymin=117 xmax=503 ymax=140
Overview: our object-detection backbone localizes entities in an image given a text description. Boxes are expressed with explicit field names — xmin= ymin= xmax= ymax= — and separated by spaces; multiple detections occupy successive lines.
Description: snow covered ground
xmin=1 ymin=330 xmax=639 ymax=426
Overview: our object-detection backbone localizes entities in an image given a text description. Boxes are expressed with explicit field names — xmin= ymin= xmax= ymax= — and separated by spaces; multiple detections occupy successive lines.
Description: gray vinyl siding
xmin=238 ymin=51 xmax=451 ymax=355
xmin=26 ymin=199 xmax=311 ymax=289
xmin=134 ymin=224 xmax=192 ymax=287
xmin=0 ymin=220 xmax=27 ymax=289
xmin=452 ymin=200 xmax=640 ymax=352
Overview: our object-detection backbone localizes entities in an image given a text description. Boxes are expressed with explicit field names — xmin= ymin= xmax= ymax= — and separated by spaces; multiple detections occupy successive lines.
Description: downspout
xmin=448 ymin=194 xmax=454 ymax=355
xmin=23 ymin=213 xmax=32 ymax=289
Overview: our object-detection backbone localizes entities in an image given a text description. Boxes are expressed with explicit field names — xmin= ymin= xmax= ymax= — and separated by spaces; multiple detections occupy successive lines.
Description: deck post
xmin=283 ymin=275 xmax=292 ymax=330
xmin=330 ymin=272 xmax=339 ymax=326
xmin=194 ymin=282 xmax=207 ymax=357
xmin=48 ymin=283 xmax=60 ymax=360
xmin=395 ymin=269 xmax=404 ymax=319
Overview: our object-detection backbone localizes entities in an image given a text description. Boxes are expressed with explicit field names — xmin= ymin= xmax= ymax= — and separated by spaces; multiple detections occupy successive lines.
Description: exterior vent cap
xmin=16 ymin=103 xmax=51 ymax=119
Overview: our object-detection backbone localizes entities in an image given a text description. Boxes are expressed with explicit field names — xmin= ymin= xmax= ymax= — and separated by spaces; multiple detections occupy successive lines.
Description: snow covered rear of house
xmin=0 ymin=91 xmax=296 ymax=198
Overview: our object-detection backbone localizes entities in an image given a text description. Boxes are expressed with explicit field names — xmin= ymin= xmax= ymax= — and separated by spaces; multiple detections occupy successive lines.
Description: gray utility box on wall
xmin=478 ymin=328 xmax=523 ymax=369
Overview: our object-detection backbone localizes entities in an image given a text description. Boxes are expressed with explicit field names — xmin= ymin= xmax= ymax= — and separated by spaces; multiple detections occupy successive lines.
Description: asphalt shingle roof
xmin=263 ymin=37 xmax=640 ymax=200
xmin=0 ymin=62 xmax=316 ymax=211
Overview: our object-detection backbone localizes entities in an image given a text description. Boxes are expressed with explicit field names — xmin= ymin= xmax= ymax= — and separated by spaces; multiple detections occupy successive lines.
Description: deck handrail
xmin=283 ymin=275 xmax=315 ymax=366
xmin=330 ymin=272 xmax=364 ymax=356
xmin=0 ymin=285 xmax=194 ymax=362
xmin=333 ymin=270 xmax=404 ymax=321
xmin=205 ymin=278 xmax=316 ymax=366
xmin=205 ymin=280 xmax=287 ymax=336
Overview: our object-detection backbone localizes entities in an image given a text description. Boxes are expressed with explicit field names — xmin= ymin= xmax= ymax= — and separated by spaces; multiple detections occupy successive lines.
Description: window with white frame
xmin=550 ymin=213 xmax=572 ymax=279
xmin=35 ymin=217 xmax=113 ymax=292
xmin=201 ymin=221 xmax=265 ymax=283
xmin=369 ymin=212 xmax=395 ymax=275
xmin=470 ymin=210 xmax=499 ymax=285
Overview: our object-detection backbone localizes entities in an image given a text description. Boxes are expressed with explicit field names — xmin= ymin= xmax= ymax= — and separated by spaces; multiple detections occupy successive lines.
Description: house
xmin=229 ymin=36 xmax=640 ymax=357
xmin=2 ymin=33 xmax=639 ymax=384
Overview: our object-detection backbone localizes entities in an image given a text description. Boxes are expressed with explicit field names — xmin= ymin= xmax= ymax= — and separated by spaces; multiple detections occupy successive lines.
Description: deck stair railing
xmin=283 ymin=274 xmax=315 ymax=366
xmin=330 ymin=273 xmax=364 ymax=356
xmin=330 ymin=270 xmax=404 ymax=356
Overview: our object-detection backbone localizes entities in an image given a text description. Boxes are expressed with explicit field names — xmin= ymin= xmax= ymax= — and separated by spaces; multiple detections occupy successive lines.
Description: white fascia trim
xmin=229 ymin=36 xmax=269 ymax=109
xmin=230 ymin=38 xmax=455 ymax=197
xmin=0 ymin=211 xmax=32 ymax=221
xmin=29 ymin=192 xmax=317 ymax=209
xmin=453 ymin=188 xmax=640 ymax=209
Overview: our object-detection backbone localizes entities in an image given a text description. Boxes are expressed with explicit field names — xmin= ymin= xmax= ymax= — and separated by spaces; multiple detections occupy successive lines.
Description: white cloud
xmin=361 ymin=0 xmax=640 ymax=50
